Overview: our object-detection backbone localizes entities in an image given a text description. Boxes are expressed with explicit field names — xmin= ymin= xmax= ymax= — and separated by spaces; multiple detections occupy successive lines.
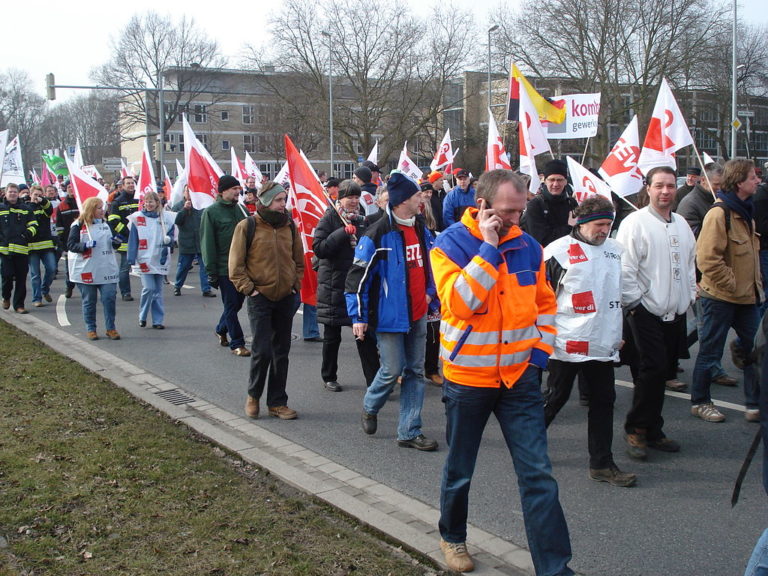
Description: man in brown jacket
xmin=691 ymin=159 xmax=763 ymax=423
xmin=229 ymin=181 xmax=304 ymax=420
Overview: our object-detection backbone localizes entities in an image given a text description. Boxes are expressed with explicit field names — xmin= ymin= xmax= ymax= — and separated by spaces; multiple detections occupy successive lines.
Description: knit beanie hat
xmin=354 ymin=166 xmax=373 ymax=183
xmin=428 ymin=171 xmax=443 ymax=184
xmin=257 ymin=181 xmax=286 ymax=206
xmin=217 ymin=174 xmax=240 ymax=193
xmin=543 ymin=160 xmax=568 ymax=179
xmin=574 ymin=195 xmax=614 ymax=225
xmin=387 ymin=171 xmax=420 ymax=206
xmin=338 ymin=179 xmax=361 ymax=199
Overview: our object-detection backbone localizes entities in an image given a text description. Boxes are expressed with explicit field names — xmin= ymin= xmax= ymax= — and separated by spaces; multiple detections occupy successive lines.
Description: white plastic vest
xmin=67 ymin=221 xmax=119 ymax=285
xmin=127 ymin=211 xmax=176 ymax=275
xmin=544 ymin=236 xmax=623 ymax=362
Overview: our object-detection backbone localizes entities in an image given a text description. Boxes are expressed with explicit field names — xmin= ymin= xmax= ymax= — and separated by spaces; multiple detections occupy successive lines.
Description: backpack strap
xmin=711 ymin=202 xmax=731 ymax=233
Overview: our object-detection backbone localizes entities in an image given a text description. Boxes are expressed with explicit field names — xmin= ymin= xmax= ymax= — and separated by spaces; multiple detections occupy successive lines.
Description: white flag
xmin=1 ymin=135 xmax=25 ymax=188
xmin=519 ymin=85 xmax=551 ymax=157
xmin=599 ymin=116 xmax=644 ymax=198
xmin=637 ymin=78 xmax=694 ymax=174
xmin=485 ymin=109 xmax=512 ymax=171
xmin=244 ymin=151 xmax=264 ymax=189
xmin=430 ymin=130 xmax=453 ymax=171
xmin=0 ymin=130 xmax=9 ymax=185
xmin=566 ymin=157 xmax=612 ymax=203
xmin=702 ymin=151 xmax=716 ymax=165
xmin=367 ymin=140 xmax=379 ymax=164
xmin=170 ymin=159 xmax=187 ymax=207
xmin=73 ymin=138 xmax=84 ymax=169
xmin=397 ymin=142 xmax=423 ymax=181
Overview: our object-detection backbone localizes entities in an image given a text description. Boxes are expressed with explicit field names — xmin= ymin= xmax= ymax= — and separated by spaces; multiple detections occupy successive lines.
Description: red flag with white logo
xmin=137 ymin=140 xmax=157 ymax=208
xmin=599 ymin=116 xmax=644 ymax=198
xmin=183 ymin=116 xmax=223 ymax=210
xmin=285 ymin=134 xmax=327 ymax=307
xmin=430 ymin=129 xmax=454 ymax=172
xmin=230 ymin=146 xmax=247 ymax=187
xmin=566 ymin=157 xmax=612 ymax=203
xmin=64 ymin=157 xmax=109 ymax=211
xmin=485 ymin=109 xmax=512 ymax=171
xmin=637 ymin=78 xmax=694 ymax=174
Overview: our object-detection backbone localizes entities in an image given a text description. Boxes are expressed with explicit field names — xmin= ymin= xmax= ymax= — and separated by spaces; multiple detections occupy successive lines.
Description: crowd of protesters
xmin=2 ymin=156 xmax=768 ymax=574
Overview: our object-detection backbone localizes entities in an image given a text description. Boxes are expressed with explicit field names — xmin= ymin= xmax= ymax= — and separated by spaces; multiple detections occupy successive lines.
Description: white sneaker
xmin=691 ymin=403 xmax=725 ymax=422
xmin=745 ymin=408 xmax=760 ymax=423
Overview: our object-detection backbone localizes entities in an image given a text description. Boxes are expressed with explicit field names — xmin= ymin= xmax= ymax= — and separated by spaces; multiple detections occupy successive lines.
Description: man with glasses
xmin=442 ymin=168 xmax=476 ymax=228
xmin=523 ymin=160 xmax=578 ymax=248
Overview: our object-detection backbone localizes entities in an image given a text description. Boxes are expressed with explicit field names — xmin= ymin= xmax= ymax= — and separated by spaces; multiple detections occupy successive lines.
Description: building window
xmin=244 ymin=134 xmax=254 ymax=153
xmin=193 ymin=104 xmax=207 ymax=123
xmin=199 ymin=134 xmax=209 ymax=149
xmin=243 ymin=105 xmax=254 ymax=125
xmin=221 ymin=110 xmax=230 ymax=121
xmin=256 ymin=104 xmax=269 ymax=124
xmin=176 ymin=104 xmax=188 ymax=122
xmin=222 ymin=139 xmax=230 ymax=151
xmin=178 ymin=134 xmax=185 ymax=153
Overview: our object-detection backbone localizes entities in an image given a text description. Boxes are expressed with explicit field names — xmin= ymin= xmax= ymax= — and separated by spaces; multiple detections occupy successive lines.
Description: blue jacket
xmin=442 ymin=185 xmax=476 ymax=228
xmin=345 ymin=207 xmax=437 ymax=333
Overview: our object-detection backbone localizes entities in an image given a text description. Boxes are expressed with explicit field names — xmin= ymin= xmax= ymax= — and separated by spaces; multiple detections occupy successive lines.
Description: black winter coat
xmin=313 ymin=208 xmax=368 ymax=326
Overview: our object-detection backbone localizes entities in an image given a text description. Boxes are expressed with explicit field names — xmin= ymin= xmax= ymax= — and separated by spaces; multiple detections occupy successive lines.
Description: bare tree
xmin=0 ymin=69 xmax=47 ymax=176
xmin=93 ymin=12 xmax=227 ymax=143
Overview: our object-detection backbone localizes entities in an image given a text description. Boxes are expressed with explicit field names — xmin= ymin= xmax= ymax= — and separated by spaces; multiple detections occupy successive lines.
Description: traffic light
xmin=45 ymin=73 xmax=56 ymax=100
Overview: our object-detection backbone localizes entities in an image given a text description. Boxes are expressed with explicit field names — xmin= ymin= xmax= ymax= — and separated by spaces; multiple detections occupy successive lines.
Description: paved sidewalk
xmin=5 ymin=312 xmax=536 ymax=576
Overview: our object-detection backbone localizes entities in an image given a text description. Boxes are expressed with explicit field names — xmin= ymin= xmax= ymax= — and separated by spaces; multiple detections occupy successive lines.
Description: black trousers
xmin=246 ymin=293 xmax=299 ymax=407
xmin=545 ymin=359 xmax=616 ymax=469
xmin=624 ymin=305 xmax=685 ymax=440
xmin=0 ymin=253 xmax=28 ymax=310
xmin=320 ymin=323 xmax=379 ymax=386
xmin=425 ymin=319 xmax=440 ymax=375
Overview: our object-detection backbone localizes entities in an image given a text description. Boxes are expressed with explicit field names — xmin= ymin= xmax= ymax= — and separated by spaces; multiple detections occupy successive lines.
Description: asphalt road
xmin=25 ymin=255 xmax=768 ymax=576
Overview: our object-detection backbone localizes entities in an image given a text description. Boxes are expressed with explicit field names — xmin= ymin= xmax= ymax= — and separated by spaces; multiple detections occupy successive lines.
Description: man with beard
xmin=230 ymin=181 xmax=304 ymax=420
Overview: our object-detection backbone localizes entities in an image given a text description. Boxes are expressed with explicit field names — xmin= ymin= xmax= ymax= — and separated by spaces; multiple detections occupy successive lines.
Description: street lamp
xmin=487 ymin=25 xmax=499 ymax=111
xmin=730 ymin=0 xmax=737 ymax=158
xmin=321 ymin=31 xmax=334 ymax=176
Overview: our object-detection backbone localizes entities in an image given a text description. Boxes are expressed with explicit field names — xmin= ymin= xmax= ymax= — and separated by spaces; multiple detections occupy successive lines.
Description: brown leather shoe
xmin=105 ymin=330 xmax=121 ymax=340
xmin=426 ymin=373 xmax=444 ymax=386
xmin=245 ymin=396 xmax=259 ymax=419
xmin=232 ymin=346 xmax=251 ymax=357
xmin=216 ymin=331 xmax=229 ymax=347
xmin=665 ymin=379 xmax=687 ymax=391
xmin=713 ymin=374 xmax=738 ymax=387
xmin=625 ymin=432 xmax=647 ymax=460
xmin=440 ymin=539 xmax=474 ymax=572
xmin=2 ymin=299 xmax=9 ymax=310
xmin=86 ymin=331 xmax=99 ymax=340
xmin=268 ymin=405 xmax=297 ymax=420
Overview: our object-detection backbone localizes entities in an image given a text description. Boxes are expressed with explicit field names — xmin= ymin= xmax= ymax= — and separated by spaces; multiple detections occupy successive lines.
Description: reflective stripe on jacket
xmin=430 ymin=208 xmax=556 ymax=388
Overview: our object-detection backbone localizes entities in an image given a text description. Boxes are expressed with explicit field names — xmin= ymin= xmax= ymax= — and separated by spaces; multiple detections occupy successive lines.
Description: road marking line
xmin=616 ymin=378 xmax=747 ymax=413
xmin=56 ymin=294 xmax=70 ymax=326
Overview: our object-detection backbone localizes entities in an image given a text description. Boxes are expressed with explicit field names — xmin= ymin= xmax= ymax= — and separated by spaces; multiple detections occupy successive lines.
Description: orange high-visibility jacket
xmin=430 ymin=208 xmax=556 ymax=388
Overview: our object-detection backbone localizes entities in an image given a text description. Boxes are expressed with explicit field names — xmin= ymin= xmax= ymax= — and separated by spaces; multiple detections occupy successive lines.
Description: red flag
xmin=137 ymin=140 xmax=157 ymax=208
xmin=40 ymin=160 xmax=53 ymax=188
xmin=64 ymin=157 xmax=109 ymax=211
xmin=430 ymin=130 xmax=454 ymax=171
xmin=485 ymin=109 xmax=512 ymax=171
xmin=230 ymin=146 xmax=247 ymax=187
xmin=183 ymin=116 xmax=223 ymax=210
xmin=285 ymin=134 xmax=328 ymax=307
xmin=599 ymin=116 xmax=644 ymax=197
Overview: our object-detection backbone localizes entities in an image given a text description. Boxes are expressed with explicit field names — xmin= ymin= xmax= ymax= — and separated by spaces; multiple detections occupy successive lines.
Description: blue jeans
xmin=78 ymin=283 xmax=116 ymax=332
xmin=174 ymin=252 xmax=211 ymax=293
xmin=745 ymin=528 xmax=768 ymax=576
xmin=760 ymin=250 xmax=768 ymax=316
xmin=694 ymin=298 xmax=728 ymax=380
xmin=28 ymin=249 xmax=56 ymax=303
xmin=216 ymin=276 xmax=245 ymax=349
xmin=363 ymin=315 xmax=427 ymax=441
xmin=439 ymin=366 xmax=573 ymax=576
xmin=139 ymin=274 xmax=165 ymax=325
xmin=118 ymin=251 xmax=132 ymax=297
xmin=692 ymin=297 xmax=760 ymax=408
xmin=302 ymin=303 xmax=320 ymax=339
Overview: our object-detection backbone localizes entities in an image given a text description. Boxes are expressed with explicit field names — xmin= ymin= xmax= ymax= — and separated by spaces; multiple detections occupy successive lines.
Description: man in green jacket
xmin=200 ymin=175 xmax=249 ymax=356
xmin=172 ymin=187 xmax=216 ymax=298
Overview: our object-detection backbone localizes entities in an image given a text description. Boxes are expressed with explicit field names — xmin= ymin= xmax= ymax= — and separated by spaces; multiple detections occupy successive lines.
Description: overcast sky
xmin=5 ymin=0 xmax=765 ymax=100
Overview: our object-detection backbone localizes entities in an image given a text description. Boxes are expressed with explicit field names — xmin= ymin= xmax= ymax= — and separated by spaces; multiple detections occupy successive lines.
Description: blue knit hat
xmin=387 ymin=171 xmax=420 ymax=207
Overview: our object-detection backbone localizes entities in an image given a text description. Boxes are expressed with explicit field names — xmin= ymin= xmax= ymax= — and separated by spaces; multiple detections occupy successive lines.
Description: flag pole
xmin=690 ymin=141 xmax=717 ymax=201
xmin=581 ymin=138 xmax=591 ymax=164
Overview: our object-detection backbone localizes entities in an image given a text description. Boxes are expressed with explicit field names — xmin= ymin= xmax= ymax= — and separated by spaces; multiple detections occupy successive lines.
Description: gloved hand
xmin=344 ymin=224 xmax=356 ymax=235
xmin=86 ymin=240 xmax=97 ymax=248
xmin=208 ymin=275 xmax=219 ymax=290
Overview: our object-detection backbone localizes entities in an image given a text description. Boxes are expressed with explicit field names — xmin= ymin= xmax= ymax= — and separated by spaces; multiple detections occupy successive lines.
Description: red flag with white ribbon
xmin=637 ymin=78 xmax=694 ymax=174
xmin=566 ymin=157 xmax=612 ymax=203
xmin=486 ymin=109 xmax=512 ymax=171
xmin=599 ymin=115 xmax=644 ymax=198
xmin=285 ymin=134 xmax=326 ymax=307
xmin=137 ymin=140 xmax=157 ymax=208
xmin=430 ymin=129 xmax=454 ymax=172
xmin=183 ymin=116 xmax=223 ymax=210
xmin=64 ymin=157 xmax=109 ymax=211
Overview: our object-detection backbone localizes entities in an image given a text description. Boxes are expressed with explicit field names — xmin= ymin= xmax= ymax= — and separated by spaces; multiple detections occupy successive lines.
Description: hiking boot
xmin=589 ymin=464 xmax=637 ymax=487
xmin=2 ymin=299 xmax=9 ymax=310
xmin=665 ymin=379 xmax=687 ymax=392
xmin=625 ymin=433 xmax=647 ymax=460
xmin=397 ymin=434 xmax=438 ymax=451
xmin=105 ymin=330 xmax=121 ymax=341
xmin=232 ymin=346 xmax=251 ymax=357
xmin=268 ymin=405 xmax=297 ymax=420
xmin=361 ymin=411 xmax=377 ymax=435
xmin=245 ymin=396 xmax=259 ymax=419
xmin=426 ymin=372 xmax=444 ymax=386
xmin=647 ymin=437 xmax=680 ymax=452
xmin=122 ymin=294 xmax=134 ymax=302
xmin=691 ymin=403 xmax=725 ymax=422
xmin=43 ymin=293 xmax=52 ymax=303
xmin=86 ymin=331 xmax=99 ymax=340
xmin=324 ymin=381 xmax=342 ymax=392
xmin=440 ymin=539 xmax=474 ymax=573
xmin=746 ymin=408 xmax=761 ymax=423
xmin=216 ymin=331 xmax=229 ymax=347
xmin=713 ymin=374 xmax=738 ymax=386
